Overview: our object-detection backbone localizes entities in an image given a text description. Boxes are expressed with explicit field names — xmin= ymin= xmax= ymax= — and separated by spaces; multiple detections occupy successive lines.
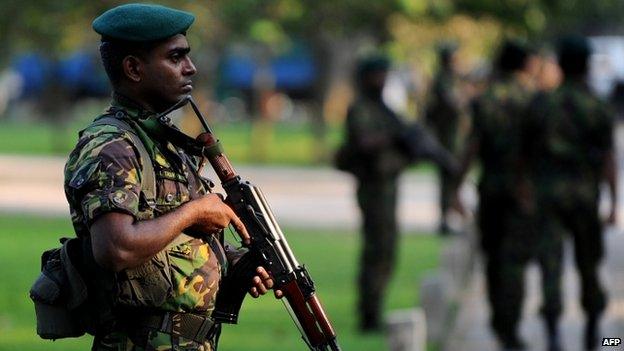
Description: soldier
xmin=63 ymin=4 xmax=278 ymax=350
xmin=341 ymin=55 xmax=408 ymax=332
xmin=337 ymin=55 xmax=457 ymax=332
xmin=526 ymin=36 xmax=617 ymax=350
xmin=458 ymin=40 xmax=551 ymax=350
xmin=425 ymin=44 xmax=464 ymax=235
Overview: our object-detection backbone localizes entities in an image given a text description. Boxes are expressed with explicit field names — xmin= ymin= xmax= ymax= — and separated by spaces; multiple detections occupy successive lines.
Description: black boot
xmin=359 ymin=311 xmax=381 ymax=333
xmin=545 ymin=316 xmax=561 ymax=351
xmin=584 ymin=314 xmax=599 ymax=350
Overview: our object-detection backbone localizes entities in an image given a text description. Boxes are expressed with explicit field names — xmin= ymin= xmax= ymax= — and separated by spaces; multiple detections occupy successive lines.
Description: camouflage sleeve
xmin=68 ymin=132 xmax=143 ymax=225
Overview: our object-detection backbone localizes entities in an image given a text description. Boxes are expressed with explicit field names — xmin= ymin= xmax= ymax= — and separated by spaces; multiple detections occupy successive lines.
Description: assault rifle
xmin=160 ymin=96 xmax=341 ymax=351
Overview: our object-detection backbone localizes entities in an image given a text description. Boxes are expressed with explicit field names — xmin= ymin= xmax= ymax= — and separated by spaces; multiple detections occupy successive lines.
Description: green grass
xmin=0 ymin=100 xmax=439 ymax=172
xmin=0 ymin=118 xmax=437 ymax=175
xmin=0 ymin=215 xmax=441 ymax=351
xmin=0 ymin=114 xmax=343 ymax=166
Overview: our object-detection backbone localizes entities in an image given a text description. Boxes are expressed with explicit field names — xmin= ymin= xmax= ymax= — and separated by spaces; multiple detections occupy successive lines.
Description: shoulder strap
xmin=90 ymin=115 xmax=156 ymax=208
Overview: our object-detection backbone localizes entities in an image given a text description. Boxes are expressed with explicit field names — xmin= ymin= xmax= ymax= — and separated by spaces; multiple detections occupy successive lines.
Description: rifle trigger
xmin=246 ymin=205 xmax=270 ymax=236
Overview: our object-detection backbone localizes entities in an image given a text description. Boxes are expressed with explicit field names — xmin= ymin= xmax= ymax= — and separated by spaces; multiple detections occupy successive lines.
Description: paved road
xmin=0 ymin=154 xmax=472 ymax=232
xmin=446 ymin=228 xmax=624 ymax=351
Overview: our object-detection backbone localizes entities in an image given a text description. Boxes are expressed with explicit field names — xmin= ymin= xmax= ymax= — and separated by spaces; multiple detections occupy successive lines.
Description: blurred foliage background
xmin=2 ymin=0 xmax=624 ymax=164
xmin=1 ymin=1 xmax=623 ymax=350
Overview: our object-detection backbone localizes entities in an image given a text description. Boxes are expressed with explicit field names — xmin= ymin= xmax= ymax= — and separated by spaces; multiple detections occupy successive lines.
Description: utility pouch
xmin=30 ymin=237 xmax=88 ymax=339
xmin=115 ymin=250 xmax=173 ymax=308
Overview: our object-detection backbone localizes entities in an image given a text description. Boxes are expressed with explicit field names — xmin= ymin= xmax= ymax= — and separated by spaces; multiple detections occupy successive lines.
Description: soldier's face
xmin=140 ymin=34 xmax=197 ymax=112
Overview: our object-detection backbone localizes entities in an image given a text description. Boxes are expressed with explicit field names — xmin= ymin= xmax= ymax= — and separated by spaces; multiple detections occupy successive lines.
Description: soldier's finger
xmin=253 ymin=276 xmax=262 ymax=286
xmin=228 ymin=211 xmax=250 ymax=244
xmin=250 ymin=287 xmax=259 ymax=298
xmin=256 ymin=267 xmax=270 ymax=279
xmin=256 ymin=267 xmax=274 ymax=288
xmin=256 ymin=282 xmax=268 ymax=295
xmin=274 ymin=289 xmax=283 ymax=299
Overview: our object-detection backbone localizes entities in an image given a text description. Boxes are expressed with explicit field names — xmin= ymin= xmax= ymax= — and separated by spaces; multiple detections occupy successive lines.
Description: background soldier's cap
xmin=496 ymin=39 xmax=531 ymax=73
xmin=558 ymin=35 xmax=591 ymax=59
xmin=356 ymin=55 xmax=390 ymax=78
xmin=92 ymin=3 xmax=195 ymax=42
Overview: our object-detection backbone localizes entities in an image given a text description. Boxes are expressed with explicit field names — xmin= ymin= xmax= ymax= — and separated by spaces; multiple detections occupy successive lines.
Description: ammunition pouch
xmin=115 ymin=250 xmax=173 ymax=308
xmin=29 ymin=237 xmax=89 ymax=339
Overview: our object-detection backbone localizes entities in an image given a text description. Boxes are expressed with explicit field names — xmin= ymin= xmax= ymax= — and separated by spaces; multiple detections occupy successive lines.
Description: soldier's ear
xmin=122 ymin=55 xmax=143 ymax=83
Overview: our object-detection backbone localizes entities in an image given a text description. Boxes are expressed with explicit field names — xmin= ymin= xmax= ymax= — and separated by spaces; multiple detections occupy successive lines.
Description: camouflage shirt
xmin=470 ymin=76 xmax=533 ymax=195
xmin=526 ymin=79 xmax=614 ymax=202
xmin=64 ymin=96 xmax=224 ymax=315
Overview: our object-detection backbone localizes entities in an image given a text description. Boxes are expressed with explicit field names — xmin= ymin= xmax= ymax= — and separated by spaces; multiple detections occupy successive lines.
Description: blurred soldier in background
xmin=609 ymin=80 xmax=624 ymax=120
xmin=336 ymin=54 xmax=457 ymax=332
xmin=425 ymin=44 xmax=464 ymax=235
xmin=341 ymin=56 xmax=408 ymax=332
xmin=458 ymin=40 xmax=545 ymax=350
xmin=526 ymin=36 xmax=617 ymax=350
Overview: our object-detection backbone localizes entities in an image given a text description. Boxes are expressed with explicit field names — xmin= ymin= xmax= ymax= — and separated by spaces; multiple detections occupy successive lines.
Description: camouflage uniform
xmin=344 ymin=96 xmax=409 ymax=330
xmin=471 ymin=76 xmax=563 ymax=342
xmin=64 ymin=95 xmax=231 ymax=351
xmin=527 ymin=80 xmax=613 ymax=321
xmin=425 ymin=70 xmax=463 ymax=232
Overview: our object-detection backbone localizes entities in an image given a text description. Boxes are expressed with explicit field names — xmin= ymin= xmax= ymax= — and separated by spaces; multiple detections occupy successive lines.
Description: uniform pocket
xmin=155 ymin=168 xmax=191 ymax=208
xmin=115 ymin=251 xmax=173 ymax=308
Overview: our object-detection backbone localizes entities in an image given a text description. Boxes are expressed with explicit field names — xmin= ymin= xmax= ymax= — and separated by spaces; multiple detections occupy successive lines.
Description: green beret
xmin=93 ymin=3 xmax=195 ymax=42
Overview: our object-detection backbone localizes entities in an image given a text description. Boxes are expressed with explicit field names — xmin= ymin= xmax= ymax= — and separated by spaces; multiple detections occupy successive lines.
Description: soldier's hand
xmin=188 ymin=194 xmax=250 ymax=245
xmin=249 ymin=266 xmax=283 ymax=299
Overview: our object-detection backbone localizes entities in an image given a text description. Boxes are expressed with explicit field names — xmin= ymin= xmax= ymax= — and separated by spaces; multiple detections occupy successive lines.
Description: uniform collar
xmin=111 ymin=92 xmax=206 ymax=157
xmin=111 ymin=92 xmax=157 ymax=120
